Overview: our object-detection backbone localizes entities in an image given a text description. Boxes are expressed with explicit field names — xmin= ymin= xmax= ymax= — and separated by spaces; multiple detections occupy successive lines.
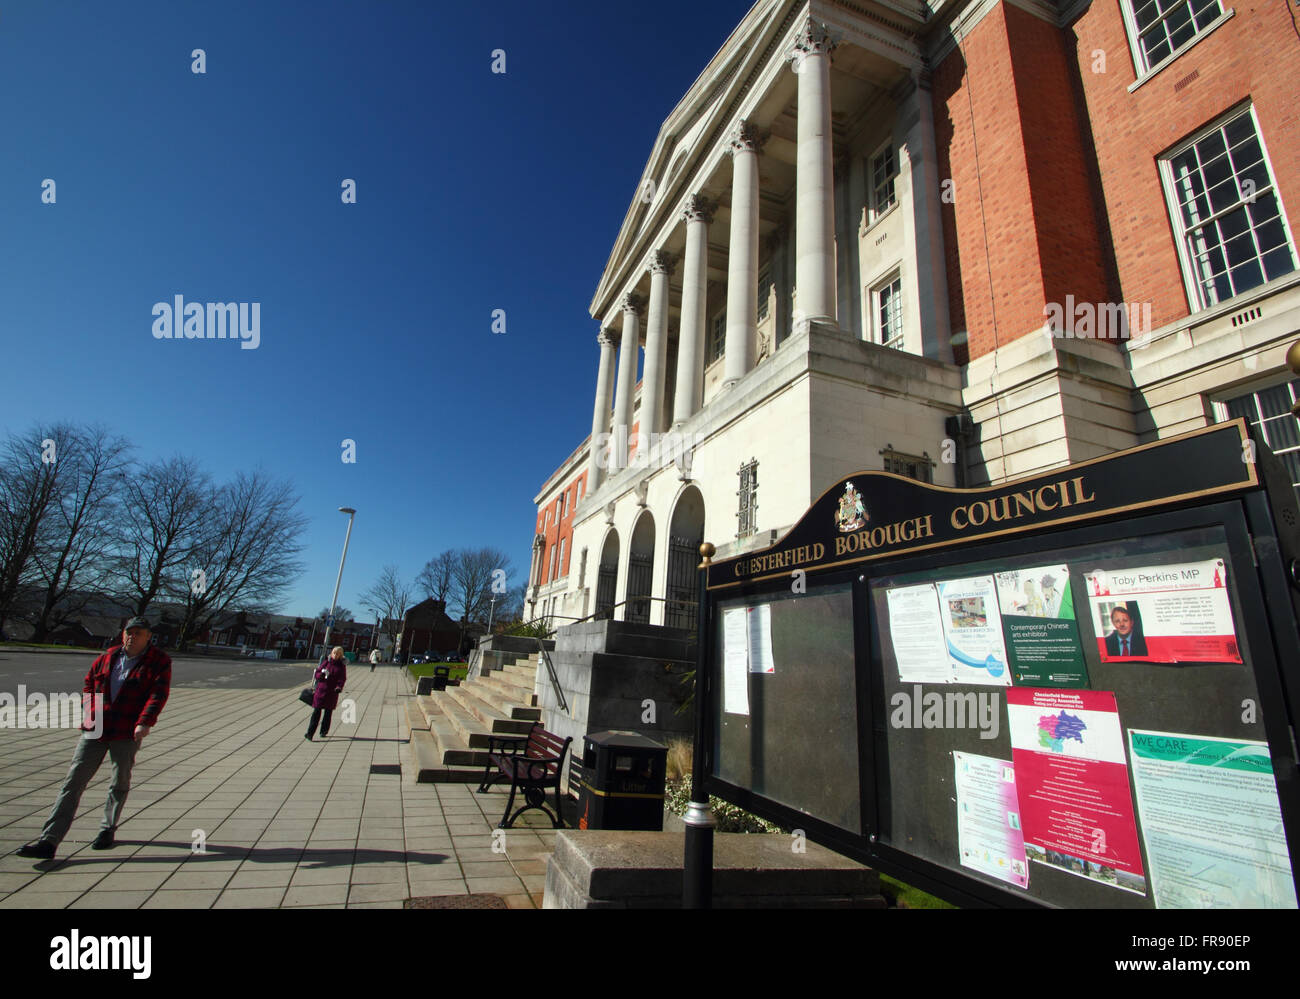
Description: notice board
xmin=699 ymin=421 xmax=1300 ymax=908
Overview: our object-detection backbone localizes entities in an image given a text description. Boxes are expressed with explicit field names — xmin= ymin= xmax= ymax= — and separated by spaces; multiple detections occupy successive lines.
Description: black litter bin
xmin=576 ymin=730 xmax=668 ymax=830
xmin=431 ymin=665 xmax=449 ymax=691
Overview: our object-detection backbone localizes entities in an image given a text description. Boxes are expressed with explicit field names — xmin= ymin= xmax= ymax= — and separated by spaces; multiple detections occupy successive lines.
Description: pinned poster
xmin=994 ymin=564 xmax=1089 ymax=688
xmin=721 ymin=607 xmax=750 ymax=716
xmin=1085 ymin=559 xmax=1242 ymax=663
xmin=954 ymin=752 xmax=1029 ymax=889
xmin=886 ymin=583 xmax=951 ymax=685
xmin=1007 ymin=688 xmax=1146 ymax=895
xmin=1128 ymin=730 xmax=1297 ymax=909
xmin=937 ymin=576 xmax=1010 ymax=686
xmin=746 ymin=603 xmax=775 ymax=674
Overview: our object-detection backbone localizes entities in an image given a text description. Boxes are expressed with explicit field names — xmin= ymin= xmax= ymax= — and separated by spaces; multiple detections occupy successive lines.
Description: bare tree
xmin=415 ymin=550 xmax=455 ymax=605
xmin=0 ymin=424 xmax=73 ymax=637
xmin=449 ymin=547 xmax=515 ymax=648
xmin=317 ymin=605 xmax=354 ymax=624
xmin=172 ymin=471 xmax=308 ymax=650
xmin=114 ymin=456 xmax=210 ymax=616
xmin=27 ymin=427 xmax=133 ymax=642
xmin=359 ymin=565 xmax=411 ymax=650
xmin=495 ymin=582 xmax=527 ymax=626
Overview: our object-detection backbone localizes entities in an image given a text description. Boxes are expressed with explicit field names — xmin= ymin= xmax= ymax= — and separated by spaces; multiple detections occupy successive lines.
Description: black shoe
xmin=305 ymin=733 xmax=313 ymax=741
xmin=91 ymin=829 xmax=115 ymax=850
xmin=17 ymin=840 xmax=55 ymax=859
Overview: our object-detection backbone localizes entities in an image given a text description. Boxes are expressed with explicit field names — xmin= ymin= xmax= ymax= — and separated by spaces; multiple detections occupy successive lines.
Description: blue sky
xmin=1 ymin=0 xmax=754 ymax=620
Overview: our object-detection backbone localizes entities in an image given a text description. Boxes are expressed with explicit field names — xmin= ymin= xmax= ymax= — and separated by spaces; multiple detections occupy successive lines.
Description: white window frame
xmin=1159 ymin=105 xmax=1298 ymax=312
xmin=1212 ymin=376 xmax=1300 ymax=501
xmin=869 ymin=141 xmax=898 ymax=223
xmin=871 ymin=272 xmax=904 ymax=350
xmin=1121 ymin=0 xmax=1233 ymax=85
xmin=707 ymin=307 xmax=726 ymax=364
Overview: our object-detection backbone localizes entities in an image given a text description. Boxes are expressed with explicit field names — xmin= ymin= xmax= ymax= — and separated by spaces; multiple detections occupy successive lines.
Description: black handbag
xmin=298 ymin=686 xmax=314 ymax=706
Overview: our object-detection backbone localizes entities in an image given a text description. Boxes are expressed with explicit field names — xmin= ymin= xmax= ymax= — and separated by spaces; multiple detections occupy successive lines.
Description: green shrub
xmin=502 ymin=619 xmax=552 ymax=639
xmin=663 ymin=778 xmax=785 ymax=834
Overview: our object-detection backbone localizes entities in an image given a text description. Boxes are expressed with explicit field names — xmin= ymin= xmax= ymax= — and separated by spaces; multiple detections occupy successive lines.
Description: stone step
xmin=410 ymin=729 xmax=487 ymax=783
xmin=429 ymin=711 xmax=495 ymax=767
xmin=446 ymin=679 xmax=516 ymax=723
xmin=474 ymin=672 xmax=538 ymax=710
xmin=404 ymin=695 xmax=431 ymax=735
xmin=445 ymin=683 xmax=534 ymax=735
xmin=428 ymin=693 xmax=496 ymax=751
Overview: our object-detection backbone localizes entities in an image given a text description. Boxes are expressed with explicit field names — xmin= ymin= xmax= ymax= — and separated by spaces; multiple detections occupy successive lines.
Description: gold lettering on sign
xmin=950 ymin=477 xmax=1095 ymax=531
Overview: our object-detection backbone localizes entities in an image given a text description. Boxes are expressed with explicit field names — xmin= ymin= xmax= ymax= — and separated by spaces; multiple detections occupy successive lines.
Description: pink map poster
xmin=1006 ymin=688 xmax=1147 ymax=895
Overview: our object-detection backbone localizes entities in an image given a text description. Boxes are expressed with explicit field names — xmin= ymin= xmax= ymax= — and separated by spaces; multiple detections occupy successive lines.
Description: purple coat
xmin=312 ymin=657 xmax=346 ymax=710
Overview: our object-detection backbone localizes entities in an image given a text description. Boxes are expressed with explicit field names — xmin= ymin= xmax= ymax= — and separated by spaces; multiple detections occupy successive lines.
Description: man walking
xmin=18 ymin=617 xmax=171 ymax=859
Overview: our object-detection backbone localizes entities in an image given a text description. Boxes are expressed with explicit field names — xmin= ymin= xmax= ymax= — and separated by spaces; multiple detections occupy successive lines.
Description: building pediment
xmin=590 ymin=0 xmax=793 ymax=317
xmin=589 ymin=0 xmax=927 ymax=321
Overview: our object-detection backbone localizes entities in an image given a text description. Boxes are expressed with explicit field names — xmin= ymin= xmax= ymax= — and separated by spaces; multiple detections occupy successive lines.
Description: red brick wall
xmin=535 ymin=469 xmax=588 ymax=582
xmin=1069 ymin=0 xmax=1300 ymax=327
xmin=1005 ymin=4 xmax=1111 ymax=321
xmin=932 ymin=2 xmax=1111 ymax=363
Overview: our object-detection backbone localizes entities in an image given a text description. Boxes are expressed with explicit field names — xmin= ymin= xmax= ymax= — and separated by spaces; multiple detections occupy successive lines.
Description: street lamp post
xmin=322 ymin=507 xmax=356 ymax=650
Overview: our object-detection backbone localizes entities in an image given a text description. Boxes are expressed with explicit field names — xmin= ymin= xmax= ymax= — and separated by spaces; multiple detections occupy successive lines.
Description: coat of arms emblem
xmin=835 ymin=481 xmax=868 ymax=532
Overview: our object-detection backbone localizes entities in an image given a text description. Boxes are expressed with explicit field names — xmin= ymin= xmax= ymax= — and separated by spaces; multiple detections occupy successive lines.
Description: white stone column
xmin=900 ymin=69 xmax=954 ymax=362
xmin=724 ymin=121 xmax=763 ymax=389
xmin=791 ymin=19 xmax=837 ymax=325
xmin=673 ymin=195 xmax=714 ymax=425
xmin=640 ymin=251 xmax=674 ymax=447
xmin=610 ymin=293 xmax=644 ymax=470
xmin=587 ymin=328 xmax=618 ymax=491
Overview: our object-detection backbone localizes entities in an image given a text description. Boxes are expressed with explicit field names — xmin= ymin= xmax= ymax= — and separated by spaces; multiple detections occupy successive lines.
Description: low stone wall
xmin=468 ymin=634 xmax=554 ymax=679
xmin=537 ymin=620 xmax=696 ymax=792
xmin=544 ymin=830 xmax=884 ymax=909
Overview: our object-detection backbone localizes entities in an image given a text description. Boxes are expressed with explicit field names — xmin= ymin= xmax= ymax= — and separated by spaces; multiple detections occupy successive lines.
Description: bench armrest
xmin=487 ymin=733 xmax=529 ymax=755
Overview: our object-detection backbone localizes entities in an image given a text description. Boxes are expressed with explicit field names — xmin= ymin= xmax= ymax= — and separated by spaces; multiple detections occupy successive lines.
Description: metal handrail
xmin=535 ymin=638 xmax=567 ymax=714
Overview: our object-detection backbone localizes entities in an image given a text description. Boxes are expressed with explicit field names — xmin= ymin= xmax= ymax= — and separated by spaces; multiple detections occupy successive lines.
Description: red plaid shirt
xmin=83 ymin=644 xmax=172 ymax=740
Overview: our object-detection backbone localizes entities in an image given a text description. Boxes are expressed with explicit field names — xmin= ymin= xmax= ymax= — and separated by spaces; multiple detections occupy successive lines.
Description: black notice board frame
xmin=696 ymin=421 xmax=1300 ymax=909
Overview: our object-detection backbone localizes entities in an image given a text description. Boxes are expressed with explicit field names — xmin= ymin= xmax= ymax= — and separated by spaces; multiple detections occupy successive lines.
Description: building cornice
xmin=927 ymin=0 xmax=1075 ymax=66
xmin=590 ymin=0 xmax=925 ymax=322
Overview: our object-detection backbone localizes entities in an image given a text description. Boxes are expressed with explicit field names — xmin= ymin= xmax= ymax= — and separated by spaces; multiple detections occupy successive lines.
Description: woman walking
xmin=306 ymin=647 xmax=347 ymax=740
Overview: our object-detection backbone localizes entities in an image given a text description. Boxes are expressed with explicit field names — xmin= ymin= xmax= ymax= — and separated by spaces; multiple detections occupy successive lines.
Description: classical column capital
xmin=648 ymin=249 xmax=676 ymax=277
xmin=598 ymin=327 xmax=619 ymax=348
xmin=620 ymin=292 xmax=646 ymax=317
xmin=728 ymin=119 xmax=767 ymax=157
xmin=791 ymin=17 xmax=837 ymax=61
xmin=680 ymin=194 xmax=716 ymax=225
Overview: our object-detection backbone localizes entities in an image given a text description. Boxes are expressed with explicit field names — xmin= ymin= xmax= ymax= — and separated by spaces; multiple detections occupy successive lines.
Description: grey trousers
xmin=40 ymin=735 xmax=139 ymax=846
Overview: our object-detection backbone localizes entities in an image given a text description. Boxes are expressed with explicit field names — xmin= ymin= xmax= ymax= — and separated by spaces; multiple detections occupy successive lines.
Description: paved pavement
xmin=0 ymin=663 xmax=556 ymax=908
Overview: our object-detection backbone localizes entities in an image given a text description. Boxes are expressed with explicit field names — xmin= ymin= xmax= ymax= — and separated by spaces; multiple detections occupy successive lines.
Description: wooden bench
xmin=476 ymin=723 xmax=572 ymax=829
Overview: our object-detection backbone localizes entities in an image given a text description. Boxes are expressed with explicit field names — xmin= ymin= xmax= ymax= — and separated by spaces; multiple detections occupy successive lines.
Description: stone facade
xmin=527 ymin=0 xmax=1300 ymax=629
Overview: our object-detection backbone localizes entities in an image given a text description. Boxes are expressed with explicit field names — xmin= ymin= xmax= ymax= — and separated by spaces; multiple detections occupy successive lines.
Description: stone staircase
xmin=407 ymin=652 xmax=545 ymax=782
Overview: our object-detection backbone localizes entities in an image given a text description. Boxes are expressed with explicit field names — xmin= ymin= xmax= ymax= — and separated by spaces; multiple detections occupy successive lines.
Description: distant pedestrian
xmin=18 ymin=617 xmax=171 ymax=860
xmin=306 ymin=646 xmax=347 ymax=740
